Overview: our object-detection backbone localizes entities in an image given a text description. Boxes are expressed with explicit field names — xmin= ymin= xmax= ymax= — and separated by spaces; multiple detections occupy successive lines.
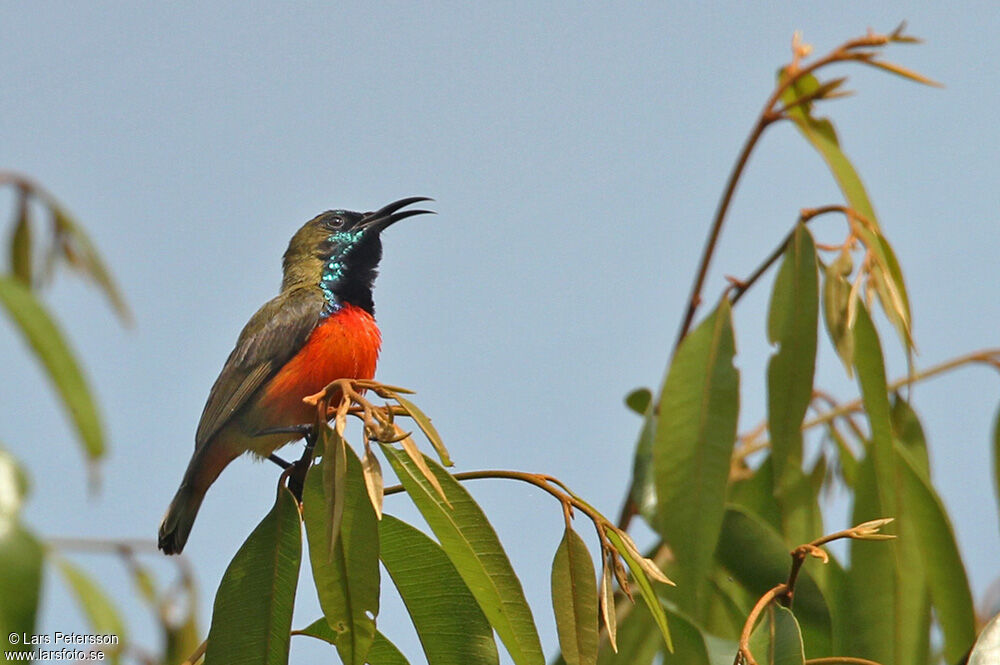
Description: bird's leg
xmin=257 ymin=423 xmax=314 ymax=470
xmin=287 ymin=426 xmax=319 ymax=502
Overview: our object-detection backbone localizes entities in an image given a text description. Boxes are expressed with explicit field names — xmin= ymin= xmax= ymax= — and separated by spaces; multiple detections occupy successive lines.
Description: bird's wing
xmin=194 ymin=286 xmax=325 ymax=448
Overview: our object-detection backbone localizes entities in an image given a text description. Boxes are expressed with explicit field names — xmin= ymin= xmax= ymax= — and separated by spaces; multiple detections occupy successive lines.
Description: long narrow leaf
xmin=0 ymin=524 xmax=44 ymax=656
xmin=204 ymin=484 xmax=302 ymax=665
xmin=0 ymin=276 xmax=104 ymax=462
xmin=380 ymin=444 xmax=544 ymax=665
xmin=303 ymin=445 xmax=379 ymax=665
xmin=767 ymin=224 xmax=819 ymax=493
xmin=653 ymin=300 xmax=739 ymax=616
xmin=55 ymin=558 xmax=126 ymax=662
xmin=604 ymin=530 xmax=672 ymax=652
xmin=380 ymin=514 xmax=499 ymax=665
xmin=391 ymin=393 xmax=452 ymax=466
xmin=896 ymin=444 xmax=976 ymax=662
xmin=551 ymin=526 xmax=599 ymax=665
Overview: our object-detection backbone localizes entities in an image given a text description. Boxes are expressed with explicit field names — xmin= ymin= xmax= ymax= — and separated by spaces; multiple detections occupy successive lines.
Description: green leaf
xmin=715 ymin=506 xmax=831 ymax=657
xmin=852 ymin=304 xmax=897 ymax=511
xmin=747 ymin=605 xmax=805 ymax=665
xmin=365 ymin=632 xmax=411 ymax=665
xmin=0 ymin=524 xmax=44 ymax=656
xmin=847 ymin=454 xmax=929 ymax=665
xmin=0 ymin=276 xmax=104 ymax=462
xmin=51 ymin=205 xmax=132 ymax=323
xmin=852 ymin=304 xmax=931 ymax=665
xmin=391 ymin=392 xmax=452 ymax=467
xmin=55 ymin=557 xmax=126 ymax=660
xmin=380 ymin=514 xmax=498 ymax=665
xmin=781 ymin=73 xmax=912 ymax=351
xmin=653 ymin=300 xmax=739 ymax=616
xmin=9 ymin=194 xmax=32 ymax=286
xmin=303 ymin=444 xmax=379 ymax=665
xmin=551 ymin=526 xmax=599 ymax=665
xmin=767 ymin=223 xmax=819 ymax=488
xmin=889 ymin=394 xmax=930 ymax=485
xmin=595 ymin=601 xmax=659 ymax=665
xmin=624 ymin=388 xmax=652 ymax=416
xmin=204 ymin=484 xmax=302 ymax=665
xmin=628 ymin=396 xmax=657 ymax=524
xmin=896 ymin=444 xmax=976 ymax=663
xmin=822 ymin=250 xmax=855 ymax=375
xmin=295 ymin=620 xmax=411 ymax=665
xmin=380 ymin=444 xmax=544 ymax=665
xmin=728 ymin=456 xmax=782 ymax=532
xmin=604 ymin=530 xmax=672 ymax=651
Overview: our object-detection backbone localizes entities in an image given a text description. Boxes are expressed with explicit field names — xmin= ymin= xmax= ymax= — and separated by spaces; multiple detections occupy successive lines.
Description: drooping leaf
xmin=847 ymin=453 xmax=929 ymax=665
xmin=361 ymin=446 xmax=384 ymax=519
xmin=766 ymin=223 xmax=819 ymax=491
xmin=852 ymin=304 xmax=897 ymax=511
xmin=0 ymin=276 xmax=104 ymax=462
xmin=400 ymin=435 xmax=449 ymax=506
xmin=822 ymin=249 xmax=855 ymax=375
xmin=653 ymin=300 xmax=739 ymax=616
xmin=55 ymin=557 xmax=126 ymax=661
xmin=595 ymin=601 xmax=658 ymax=665
xmin=391 ymin=392 xmax=452 ymax=467
xmin=747 ymin=604 xmax=805 ymax=665
xmin=9 ymin=193 xmax=32 ymax=285
xmin=604 ymin=530 xmax=672 ymax=652
xmin=889 ymin=393 xmax=930 ymax=485
xmin=303 ymin=445 xmax=379 ymax=665
xmin=380 ymin=444 xmax=544 ymax=665
xmin=781 ymin=72 xmax=912 ymax=351
xmin=600 ymin=560 xmax=617 ymax=653
xmin=896 ymin=444 xmax=976 ymax=663
xmin=204 ymin=484 xmax=302 ymax=665
xmin=0 ymin=524 xmax=44 ymax=656
xmin=318 ymin=423 xmax=347 ymax=551
xmin=50 ymin=205 xmax=132 ymax=323
xmin=380 ymin=514 xmax=498 ymax=665
xmin=551 ymin=526 xmax=599 ymax=665
xmin=854 ymin=304 xmax=931 ymax=665
xmin=628 ymin=400 xmax=657 ymax=524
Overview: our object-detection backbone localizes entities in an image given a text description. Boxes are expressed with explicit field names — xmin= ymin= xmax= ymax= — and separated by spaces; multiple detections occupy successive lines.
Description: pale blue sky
xmin=2 ymin=2 xmax=999 ymax=662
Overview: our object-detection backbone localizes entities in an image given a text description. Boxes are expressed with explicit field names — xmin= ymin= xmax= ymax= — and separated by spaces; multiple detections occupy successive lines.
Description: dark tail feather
xmin=158 ymin=481 xmax=204 ymax=555
xmin=159 ymin=441 xmax=239 ymax=554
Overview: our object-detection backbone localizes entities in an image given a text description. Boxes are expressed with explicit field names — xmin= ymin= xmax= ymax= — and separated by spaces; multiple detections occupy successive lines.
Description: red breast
xmin=253 ymin=304 xmax=381 ymax=427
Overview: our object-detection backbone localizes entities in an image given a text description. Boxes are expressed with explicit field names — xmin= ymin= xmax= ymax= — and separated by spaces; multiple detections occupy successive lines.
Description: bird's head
xmin=281 ymin=196 xmax=433 ymax=313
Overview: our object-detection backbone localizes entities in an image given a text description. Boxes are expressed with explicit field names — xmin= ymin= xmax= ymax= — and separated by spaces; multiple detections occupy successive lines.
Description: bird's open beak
xmin=361 ymin=196 xmax=435 ymax=231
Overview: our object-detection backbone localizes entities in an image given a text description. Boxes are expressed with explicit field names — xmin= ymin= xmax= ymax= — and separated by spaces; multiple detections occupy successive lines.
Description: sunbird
xmin=158 ymin=197 xmax=433 ymax=554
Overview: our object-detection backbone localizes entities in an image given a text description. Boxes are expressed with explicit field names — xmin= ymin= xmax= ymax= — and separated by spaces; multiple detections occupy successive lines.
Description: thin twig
xmin=803 ymin=348 xmax=1000 ymax=430
xmin=729 ymin=205 xmax=852 ymax=305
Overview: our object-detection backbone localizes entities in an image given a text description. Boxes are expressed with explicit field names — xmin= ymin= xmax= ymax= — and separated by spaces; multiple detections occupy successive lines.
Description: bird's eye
xmin=325 ymin=214 xmax=346 ymax=230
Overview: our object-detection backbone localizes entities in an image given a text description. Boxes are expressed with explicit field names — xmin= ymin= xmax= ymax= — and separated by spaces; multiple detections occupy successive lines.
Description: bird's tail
xmin=158 ymin=442 xmax=239 ymax=555
xmin=158 ymin=480 xmax=204 ymax=555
